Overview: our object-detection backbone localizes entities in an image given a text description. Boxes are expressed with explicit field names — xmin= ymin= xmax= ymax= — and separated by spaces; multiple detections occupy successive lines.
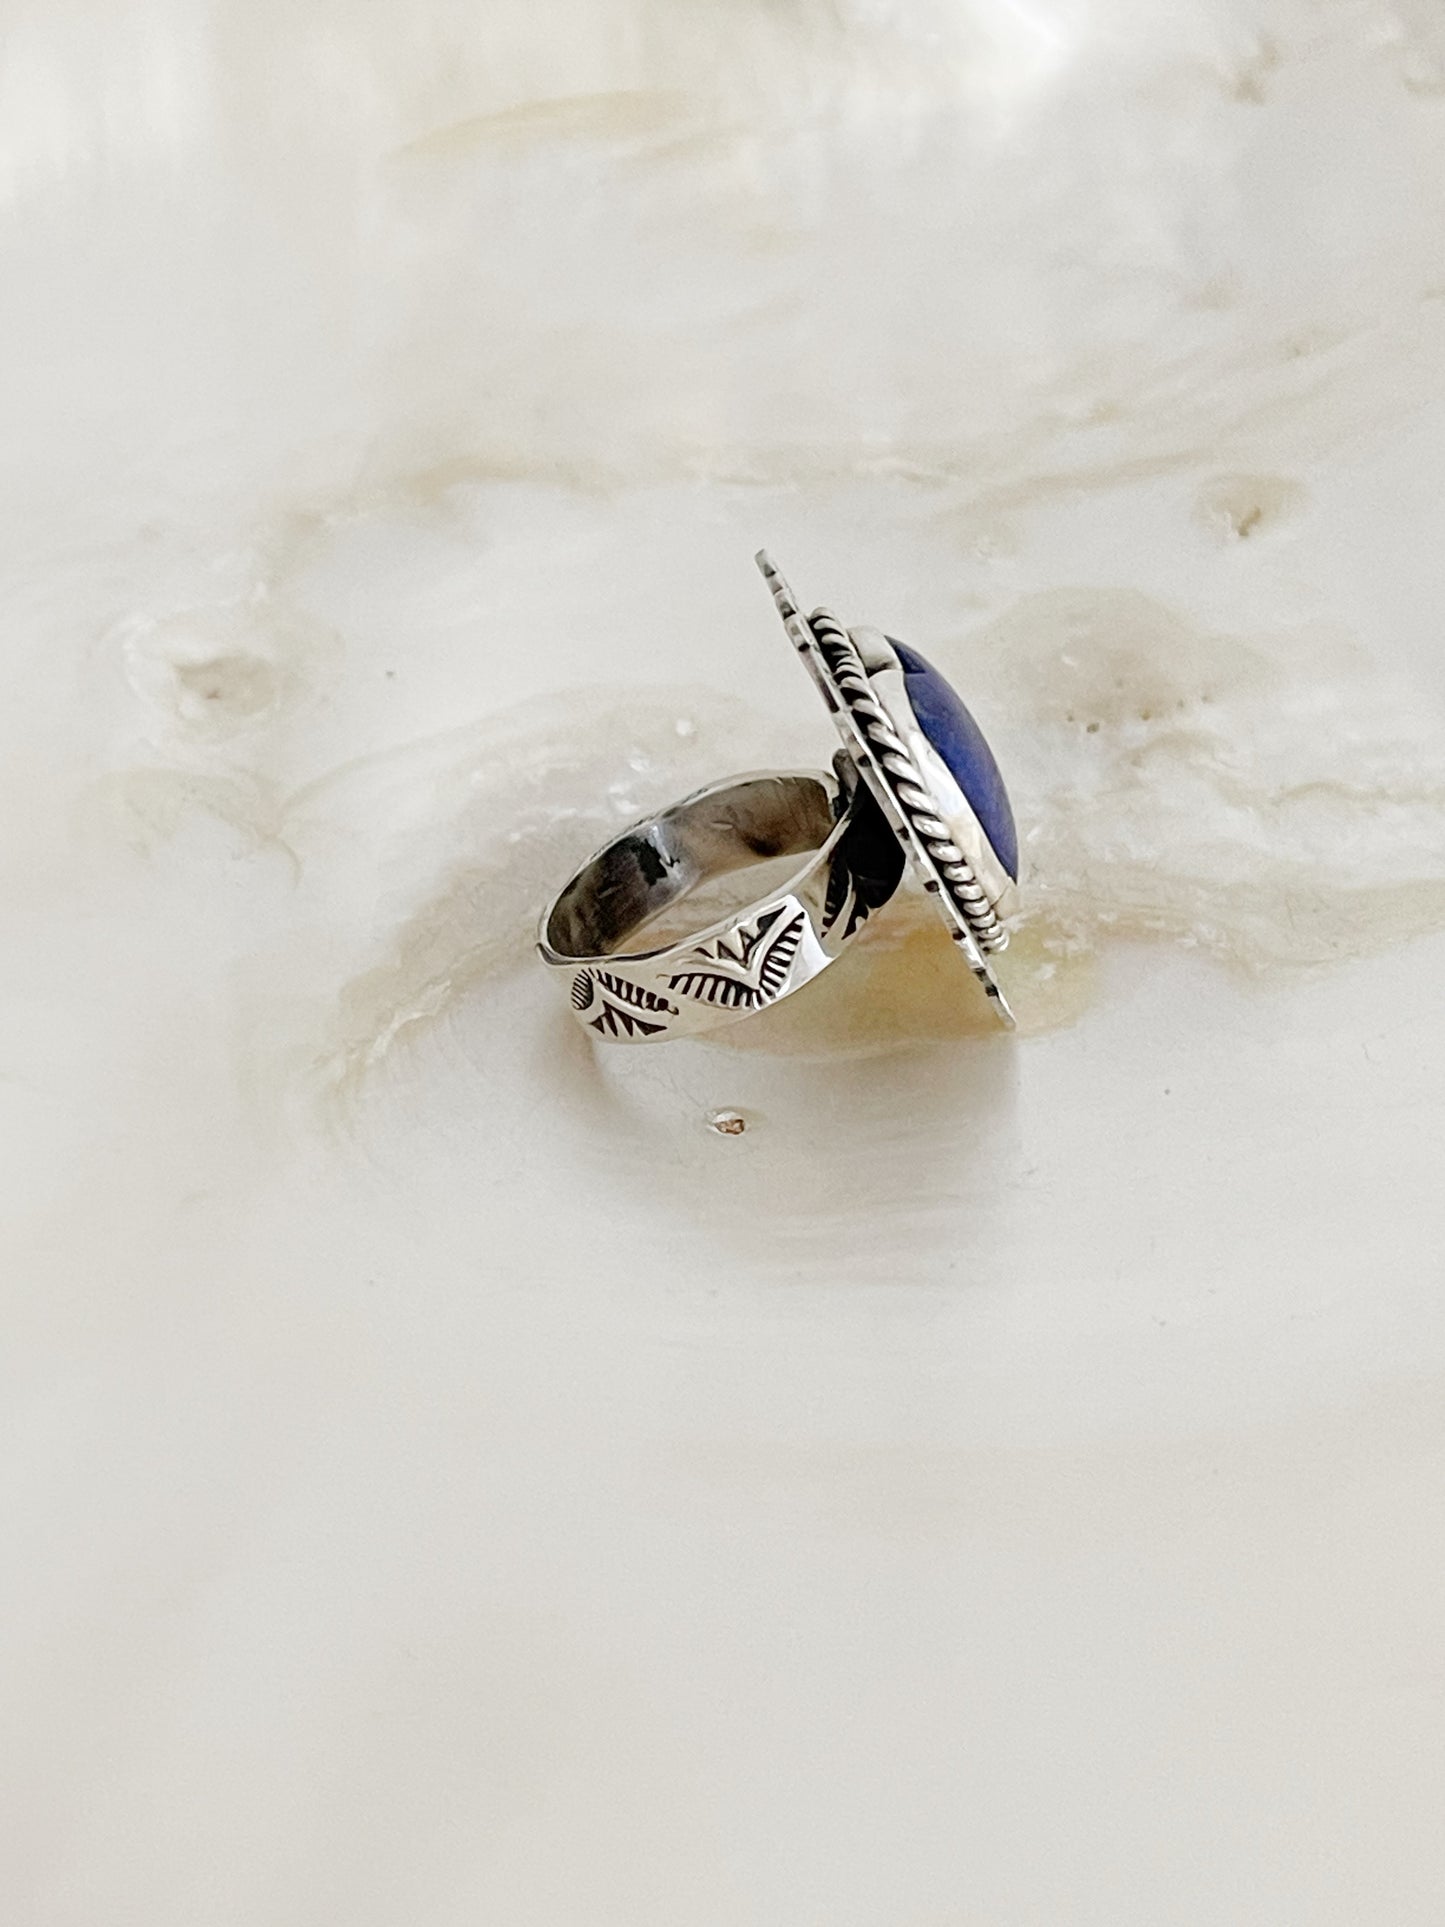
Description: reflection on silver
xmin=539 ymin=767 xmax=905 ymax=1042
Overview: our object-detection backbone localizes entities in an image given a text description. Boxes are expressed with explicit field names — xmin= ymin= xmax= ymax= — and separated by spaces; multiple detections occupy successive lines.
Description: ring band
xmin=539 ymin=766 xmax=904 ymax=1042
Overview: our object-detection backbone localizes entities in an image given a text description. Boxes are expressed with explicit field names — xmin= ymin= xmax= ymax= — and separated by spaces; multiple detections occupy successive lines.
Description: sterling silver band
xmin=539 ymin=767 xmax=904 ymax=1042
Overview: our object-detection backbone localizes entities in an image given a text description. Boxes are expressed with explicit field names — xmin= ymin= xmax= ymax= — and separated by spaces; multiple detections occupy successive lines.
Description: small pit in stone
xmin=1195 ymin=473 xmax=1307 ymax=544
xmin=174 ymin=653 xmax=280 ymax=722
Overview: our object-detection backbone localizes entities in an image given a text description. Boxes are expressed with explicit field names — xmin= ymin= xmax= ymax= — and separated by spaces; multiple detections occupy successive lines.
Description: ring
xmin=538 ymin=552 xmax=1021 ymax=1043
xmin=756 ymin=552 xmax=1021 ymax=1027
xmin=539 ymin=766 xmax=905 ymax=1042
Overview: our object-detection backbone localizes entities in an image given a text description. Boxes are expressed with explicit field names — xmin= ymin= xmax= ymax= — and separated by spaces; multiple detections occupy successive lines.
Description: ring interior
xmin=545 ymin=773 xmax=836 ymax=961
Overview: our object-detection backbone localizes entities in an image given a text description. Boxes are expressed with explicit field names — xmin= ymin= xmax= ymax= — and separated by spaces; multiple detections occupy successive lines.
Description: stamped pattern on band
xmin=572 ymin=969 xmax=678 ymax=1038
xmin=666 ymin=905 xmax=806 ymax=1010
xmin=819 ymin=852 xmax=860 ymax=946
xmin=818 ymin=800 xmax=901 ymax=945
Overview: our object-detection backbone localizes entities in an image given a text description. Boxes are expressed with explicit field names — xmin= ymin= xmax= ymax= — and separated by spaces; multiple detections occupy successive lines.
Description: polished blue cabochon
xmin=890 ymin=640 xmax=1018 ymax=881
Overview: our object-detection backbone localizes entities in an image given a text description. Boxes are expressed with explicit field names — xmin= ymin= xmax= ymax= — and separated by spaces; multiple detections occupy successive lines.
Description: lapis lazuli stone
xmin=891 ymin=640 xmax=1018 ymax=880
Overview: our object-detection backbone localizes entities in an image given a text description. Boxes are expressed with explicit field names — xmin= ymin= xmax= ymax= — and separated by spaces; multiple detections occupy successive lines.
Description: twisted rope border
xmin=808 ymin=612 xmax=1007 ymax=954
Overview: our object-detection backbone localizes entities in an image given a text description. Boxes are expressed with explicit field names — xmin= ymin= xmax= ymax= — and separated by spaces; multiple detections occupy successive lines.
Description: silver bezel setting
xmin=757 ymin=552 xmax=1019 ymax=1028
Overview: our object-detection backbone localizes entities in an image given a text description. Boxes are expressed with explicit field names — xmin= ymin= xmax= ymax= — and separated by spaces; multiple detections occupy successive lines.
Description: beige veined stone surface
xmin=3 ymin=2 xmax=1445 ymax=1921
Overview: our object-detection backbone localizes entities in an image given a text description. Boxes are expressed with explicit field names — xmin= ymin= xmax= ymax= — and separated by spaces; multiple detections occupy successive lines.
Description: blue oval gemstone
xmin=891 ymin=640 xmax=1018 ymax=881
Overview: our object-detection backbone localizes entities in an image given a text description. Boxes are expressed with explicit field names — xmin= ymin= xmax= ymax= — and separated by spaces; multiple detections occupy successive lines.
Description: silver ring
xmin=756 ymin=552 xmax=1021 ymax=1028
xmin=538 ymin=551 xmax=1022 ymax=1043
xmin=539 ymin=766 xmax=905 ymax=1042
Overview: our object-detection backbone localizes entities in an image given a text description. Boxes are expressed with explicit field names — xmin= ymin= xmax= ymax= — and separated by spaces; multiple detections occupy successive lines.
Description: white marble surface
xmin=4 ymin=2 xmax=1445 ymax=1920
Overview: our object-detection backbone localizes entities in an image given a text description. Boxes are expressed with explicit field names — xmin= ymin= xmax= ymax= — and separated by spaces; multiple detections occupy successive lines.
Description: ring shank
xmin=543 ymin=773 xmax=837 ymax=961
xmin=540 ymin=766 xmax=903 ymax=1042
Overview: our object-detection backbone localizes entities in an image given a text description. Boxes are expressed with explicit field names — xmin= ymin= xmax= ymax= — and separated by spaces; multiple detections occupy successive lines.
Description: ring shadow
xmin=533 ymin=914 xmax=1028 ymax=1282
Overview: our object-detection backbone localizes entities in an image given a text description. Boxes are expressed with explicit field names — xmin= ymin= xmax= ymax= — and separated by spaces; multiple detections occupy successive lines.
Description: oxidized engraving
xmin=577 ymin=969 xmax=678 ymax=1038
xmin=589 ymin=998 xmax=670 ymax=1039
xmin=819 ymin=781 xmax=905 ymax=945
xmin=667 ymin=905 xmax=806 ymax=1010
